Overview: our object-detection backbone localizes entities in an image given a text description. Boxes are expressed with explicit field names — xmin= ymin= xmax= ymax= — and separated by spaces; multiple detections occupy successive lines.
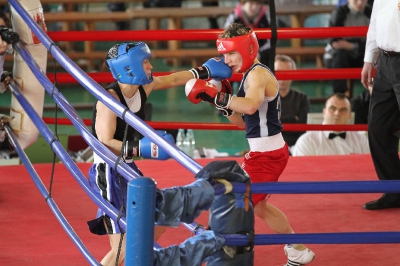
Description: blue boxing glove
xmin=123 ymin=131 xmax=174 ymax=160
xmin=189 ymin=57 xmax=232 ymax=80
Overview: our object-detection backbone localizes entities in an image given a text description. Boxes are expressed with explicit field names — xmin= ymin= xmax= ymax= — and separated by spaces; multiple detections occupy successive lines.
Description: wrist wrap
xmin=189 ymin=66 xmax=210 ymax=80
xmin=124 ymin=140 xmax=140 ymax=160
xmin=214 ymin=92 xmax=234 ymax=117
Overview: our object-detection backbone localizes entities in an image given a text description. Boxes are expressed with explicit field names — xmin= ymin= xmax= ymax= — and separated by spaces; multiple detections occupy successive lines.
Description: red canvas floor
xmin=1 ymin=154 xmax=399 ymax=265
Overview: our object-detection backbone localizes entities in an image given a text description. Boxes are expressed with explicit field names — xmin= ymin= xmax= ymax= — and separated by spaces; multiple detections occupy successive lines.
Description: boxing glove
xmin=123 ymin=131 xmax=174 ymax=160
xmin=189 ymin=57 xmax=232 ymax=80
xmin=208 ymin=78 xmax=232 ymax=94
xmin=198 ymin=79 xmax=235 ymax=117
xmin=220 ymin=79 xmax=233 ymax=94
xmin=185 ymin=79 xmax=218 ymax=104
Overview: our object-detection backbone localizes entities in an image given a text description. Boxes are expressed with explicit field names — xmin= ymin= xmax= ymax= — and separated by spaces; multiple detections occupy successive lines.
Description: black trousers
xmin=368 ymin=51 xmax=400 ymax=202
xmin=328 ymin=49 xmax=364 ymax=93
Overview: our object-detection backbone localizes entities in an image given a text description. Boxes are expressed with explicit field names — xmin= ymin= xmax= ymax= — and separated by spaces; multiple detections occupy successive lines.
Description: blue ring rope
xmin=231 ymin=180 xmax=400 ymax=194
xmin=224 ymin=231 xmax=400 ymax=245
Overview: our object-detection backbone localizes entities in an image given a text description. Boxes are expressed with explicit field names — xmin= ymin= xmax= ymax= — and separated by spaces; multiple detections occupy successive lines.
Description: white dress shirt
xmin=292 ymin=131 xmax=370 ymax=156
xmin=364 ymin=0 xmax=400 ymax=63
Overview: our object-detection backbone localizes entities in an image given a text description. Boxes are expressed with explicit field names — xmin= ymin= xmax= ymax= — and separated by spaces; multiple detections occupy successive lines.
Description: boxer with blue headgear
xmin=89 ymin=41 xmax=234 ymax=266
xmin=106 ymin=42 xmax=153 ymax=85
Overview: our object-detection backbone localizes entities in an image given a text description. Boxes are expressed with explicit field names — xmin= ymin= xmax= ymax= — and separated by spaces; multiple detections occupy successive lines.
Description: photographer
xmin=0 ymin=10 xmax=13 ymax=67
xmin=0 ymin=9 xmax=12 ymax=91
xmin=0 ymin=10 xmax=16 ymax=156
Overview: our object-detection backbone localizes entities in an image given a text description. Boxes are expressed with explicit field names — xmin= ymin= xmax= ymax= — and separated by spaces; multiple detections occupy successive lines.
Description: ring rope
xmin=41 ymin=118 xmax=369 ymax=132
xmin=46 ymin=26 xmax=368 ymax=42
xmin=223 ymin=231 xmax=400 ymax=246
xmin=230 ymin=180 xmax=400 ymax=195
xmin=45 ymin=68 xmax=373 ymax=83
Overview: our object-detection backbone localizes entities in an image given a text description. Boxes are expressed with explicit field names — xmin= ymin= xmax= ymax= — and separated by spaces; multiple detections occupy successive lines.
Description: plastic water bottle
xmin=186 ymin=129 xmax=195 ymax=147
xmin=176 ymin=129 xmax=185 ymax=149
xmin=183 ymin=129 xmax=195 ymax=157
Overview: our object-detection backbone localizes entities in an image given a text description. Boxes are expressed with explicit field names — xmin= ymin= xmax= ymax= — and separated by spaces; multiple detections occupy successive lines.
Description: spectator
xmin=223 ymin=0 xmax=271 ymax=66
xmin=337 ymin=0 xmax=374 ymax=6
xmin=107 ymin=3 xmax=129 ymax=30
xmin=351 ymin=90 xmax=370 ymax=124
xmin=323 ymin=0 xmax=372 ymax=95
xmin=275 ymin=54 xmax=310 ymax=150
xmin=0 ymin=9 xmax=15 ymax=157
xmin=361 ymin=0 xmax=400 ymax=211
xmin=143 ymin=0 xmax=182 ymax=8
xmin=0 ymin=9 xmax=14 ymax=95
xmin=202 ymin=1 xmax=220 ymax=29
xmin=292 ymin=93 xmax=370 ymax=156
xmin=143 ymin=0 xmax=183 ymax=31
xmin=0 ymin=9 xmax=13 ymax=74
xmin=276 ymin=0 xmax=313 ymax=4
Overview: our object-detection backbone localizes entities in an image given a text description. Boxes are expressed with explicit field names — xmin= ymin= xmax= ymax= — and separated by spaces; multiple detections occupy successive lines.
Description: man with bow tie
xmin=292 ymin=93 xmax=370 ymax=156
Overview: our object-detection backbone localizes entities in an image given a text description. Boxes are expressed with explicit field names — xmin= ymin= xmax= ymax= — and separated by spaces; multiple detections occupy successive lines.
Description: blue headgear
xmin=106 ymin=42 xmax=153 ymax=85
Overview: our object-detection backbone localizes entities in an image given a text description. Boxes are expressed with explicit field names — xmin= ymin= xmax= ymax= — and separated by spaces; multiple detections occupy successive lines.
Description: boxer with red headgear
xmin=185 ymin=23 xmax=315 ymax=266
xmin=216 ymin=29 xmax=259 ymax=73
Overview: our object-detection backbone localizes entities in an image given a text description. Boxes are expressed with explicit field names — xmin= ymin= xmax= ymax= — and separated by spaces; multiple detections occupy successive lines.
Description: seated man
xmin=107 ymin=3 xmax=129 ymax=30
xmin=323 ymin=0 xmax=372 ymax=95
xmin=292 ymin=93 xmax=370 ymax=156
xmin=351 ymin=90 xmax=370 ymax=124
xmin=275 ymin=54 xmax=310 ymax=150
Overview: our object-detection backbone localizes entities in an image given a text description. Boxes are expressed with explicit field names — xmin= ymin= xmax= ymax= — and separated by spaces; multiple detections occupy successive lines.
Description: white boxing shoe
xmin=284 ymin=244 xmax=315 ymax=266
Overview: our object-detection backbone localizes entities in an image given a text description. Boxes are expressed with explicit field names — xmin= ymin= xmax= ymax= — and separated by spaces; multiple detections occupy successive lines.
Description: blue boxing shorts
xmin=87 ymin=161 xmax=143 ymax=235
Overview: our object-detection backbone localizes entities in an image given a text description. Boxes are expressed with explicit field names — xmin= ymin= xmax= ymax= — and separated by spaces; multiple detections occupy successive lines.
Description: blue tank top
xmin=237 ymin=63 xmax=282 ymax=139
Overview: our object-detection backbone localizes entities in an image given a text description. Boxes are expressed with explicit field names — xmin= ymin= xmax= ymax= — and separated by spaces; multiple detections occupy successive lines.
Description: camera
xmin=0 ymin=26 xmax=19 ymax=45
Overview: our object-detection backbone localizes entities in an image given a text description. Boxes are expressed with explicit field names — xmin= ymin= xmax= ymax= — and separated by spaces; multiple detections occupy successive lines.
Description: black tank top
xmin=91 ymin=81 xmax=148 ymax=142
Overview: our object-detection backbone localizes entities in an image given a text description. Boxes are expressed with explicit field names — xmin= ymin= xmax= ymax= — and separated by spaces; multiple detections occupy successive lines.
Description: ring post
xmin=126 ymin=177 xmax=156 ymax=266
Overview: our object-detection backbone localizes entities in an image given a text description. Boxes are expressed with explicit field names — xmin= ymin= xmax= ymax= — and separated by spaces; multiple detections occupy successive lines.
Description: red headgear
xmin=216 ymin=30 xmax=259 ymax=72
